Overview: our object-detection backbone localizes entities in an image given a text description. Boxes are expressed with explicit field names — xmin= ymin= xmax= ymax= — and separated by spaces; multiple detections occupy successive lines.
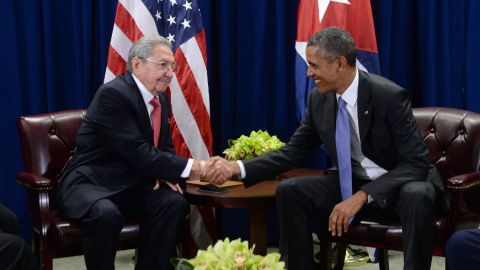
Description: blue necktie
xmin=335 ymin=97 xmax=352 ymax=201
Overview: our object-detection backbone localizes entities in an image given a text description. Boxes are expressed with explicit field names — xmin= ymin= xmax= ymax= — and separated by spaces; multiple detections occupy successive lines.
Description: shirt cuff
xmin=180 ymin=159 xmax=194 ymax=178
xmin=236 ymin=160 xmax=246 ymax=179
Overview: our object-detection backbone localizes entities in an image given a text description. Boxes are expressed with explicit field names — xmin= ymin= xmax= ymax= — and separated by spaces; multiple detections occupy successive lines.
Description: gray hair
xmin=307 ymin=27 xmax=356 ymax=67
xmin=126 ymin=35 xmax=172 ymax=72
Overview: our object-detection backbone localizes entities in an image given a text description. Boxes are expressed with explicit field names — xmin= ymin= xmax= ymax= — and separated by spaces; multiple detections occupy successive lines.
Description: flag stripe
xmin=119 ymin=0 xmax=157 ymax=37
xmin=114 ymin=2 xmax=144 ymax=42
xmin=194 ymin=29 xmax=208 ymax=66
xmin=107 ymin=45 xmax=127 ymax=76
xmin=179 ymin=36 xmax=210 ymax=115
xmin=110 ymin=25 xmax=133 ymax=61
xmin=173 ymin=49 xmax=212 ymax=155
xmin=169 ymin=74 xmax=210 ymax=160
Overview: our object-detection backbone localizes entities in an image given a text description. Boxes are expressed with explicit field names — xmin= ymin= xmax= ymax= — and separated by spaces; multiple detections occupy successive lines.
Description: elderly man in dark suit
xmin=210 ymin=27 xmax=447 ymax=270
xmin=58 ymin=36 xmax=229 ymax=270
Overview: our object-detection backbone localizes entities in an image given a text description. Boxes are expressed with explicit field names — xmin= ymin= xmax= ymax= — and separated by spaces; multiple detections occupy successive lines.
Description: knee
xmin=87 ymin=201 xmax=124 ymax=230
xmin=399 ymin=181 xmax=435 ymax=205
xmin=276 ymin=179 xmax=296 ymax=198
xmin=446 ymin=230 xmax=471 ymax=255
xmin=0 ymin=234 xmax=28 ymax=254
xmin=165 ymin=194 xmax=190 ymax=216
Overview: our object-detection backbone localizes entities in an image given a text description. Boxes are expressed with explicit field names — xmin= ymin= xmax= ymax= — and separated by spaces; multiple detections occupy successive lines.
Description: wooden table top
xmin=185 ymin=168 xmax=325 ymax=208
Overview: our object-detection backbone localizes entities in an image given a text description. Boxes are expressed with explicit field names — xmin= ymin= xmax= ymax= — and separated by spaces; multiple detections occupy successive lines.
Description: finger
xmin=343 ymin=216 xmax=350 ymax=233
xmin=176 ymin=184 xmax=184 ymax=195
xmin=165 ymin=181 xmax=178 ymax=192
xmin=153 ymin=180 xmax=160 ymax=190
xmin=329 ymin=212 xmax=338 ymax=236
xmin=336 ymin=216 xmax=344 ymax=237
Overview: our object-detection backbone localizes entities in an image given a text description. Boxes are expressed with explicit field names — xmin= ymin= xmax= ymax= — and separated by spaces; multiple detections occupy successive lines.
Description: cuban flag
xmin=104 ymin=0 xmax=215 ymax=252
xmin=295 ymin=0 xmax=380 ymax=120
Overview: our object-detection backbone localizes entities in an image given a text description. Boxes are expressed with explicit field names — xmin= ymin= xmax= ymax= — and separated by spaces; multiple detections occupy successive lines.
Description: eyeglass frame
xmin=139 ymin=57 xmax=177 ymax=72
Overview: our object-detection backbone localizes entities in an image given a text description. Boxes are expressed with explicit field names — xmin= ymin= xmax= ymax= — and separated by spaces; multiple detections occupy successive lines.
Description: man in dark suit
xmin=446 ymin=229 xmax=480 ymax=269
xmin=210 ymin=27 xmax=447 ymax=270
xmin=58 ymin=36 xmax=229 ymax=270
xmin=0 ymin=203 xmax=38 ymax=270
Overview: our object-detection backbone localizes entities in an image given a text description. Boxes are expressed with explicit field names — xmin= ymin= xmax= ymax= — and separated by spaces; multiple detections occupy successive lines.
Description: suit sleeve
xmin=243 ymin=91 xmax=322 ymax=186
xmin=91 ymin=87 xmax=188 ymax=183
xmin=361 ymin=89 xmax=432 ymax=208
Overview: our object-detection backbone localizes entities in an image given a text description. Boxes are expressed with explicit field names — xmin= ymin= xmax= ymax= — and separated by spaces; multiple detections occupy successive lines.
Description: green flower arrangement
xmin=172 ymin=238 xmax=285 ymax=270
xmin=223 ymin=130 xmax=286 ymax=160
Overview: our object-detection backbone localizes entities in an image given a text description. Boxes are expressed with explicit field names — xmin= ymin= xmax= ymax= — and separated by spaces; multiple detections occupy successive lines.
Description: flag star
xmin=155 ymin=10 xmax=162 ymax=20
xmin=167 ymin=15 xmax=176 ymax=25
xmin=181 ymin=18 xmax=191 ymax=29
xmin=166 ymin=33 xmax=175 ymax=42
xmin=183 ymin=1 xmax=193 ymax=11
xmin=170 ymin=0 xmax=177 ymax=6
xmin=317 ymin=0 xmax=350 ymax=22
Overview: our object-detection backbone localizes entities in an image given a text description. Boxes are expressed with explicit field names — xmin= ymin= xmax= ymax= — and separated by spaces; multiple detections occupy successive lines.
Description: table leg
xmin=250 ymin=208 xmax=267 ymax=255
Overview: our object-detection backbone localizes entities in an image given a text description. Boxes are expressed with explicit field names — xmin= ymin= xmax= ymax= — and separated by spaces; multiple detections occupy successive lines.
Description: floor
xmin=53 ymin=248 xmax=446 ymax=269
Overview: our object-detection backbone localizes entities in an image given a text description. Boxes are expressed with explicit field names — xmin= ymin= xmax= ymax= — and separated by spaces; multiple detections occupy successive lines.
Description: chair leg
xmin=40 ymin=238 xmax=53 ymax=270
xmin=334 ymin=242 xmax=347 ymax=270
xmin=318 ymin=240 xmax=332 ymax=270
xmin=378 ymin=249 xmax=389 ymax=270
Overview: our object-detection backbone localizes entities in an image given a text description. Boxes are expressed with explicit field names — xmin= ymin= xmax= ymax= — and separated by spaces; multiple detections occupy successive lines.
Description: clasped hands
xmin=153 ymin=157 xmax=238 ymax=193
xmin=190 ymin=156 xmax=240 ymax=185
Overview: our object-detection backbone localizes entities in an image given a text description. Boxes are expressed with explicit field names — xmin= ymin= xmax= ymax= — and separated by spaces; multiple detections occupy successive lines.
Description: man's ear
xmin=337 ymin=56 xmax=348 ymax=70
xmin=131 ymin=57 xmax=142 ymax=73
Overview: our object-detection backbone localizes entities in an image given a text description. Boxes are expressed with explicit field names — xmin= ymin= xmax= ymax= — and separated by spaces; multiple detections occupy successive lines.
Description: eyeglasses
xmin=142 ymin=58 xmax=177 ymax=72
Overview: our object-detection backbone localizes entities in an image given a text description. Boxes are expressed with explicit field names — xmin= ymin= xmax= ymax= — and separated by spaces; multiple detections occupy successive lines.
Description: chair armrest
xmin=16 ymin=171 xmax=54 ymax=191
xmin=445 ymin=171 xmax=480 ymax=191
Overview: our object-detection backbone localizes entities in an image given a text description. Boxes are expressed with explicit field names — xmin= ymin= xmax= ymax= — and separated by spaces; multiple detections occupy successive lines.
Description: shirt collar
xmin=132 ymin=74 xmax=156 ymax=105
xmin=336 ymin=68 xmax=359 ymax=107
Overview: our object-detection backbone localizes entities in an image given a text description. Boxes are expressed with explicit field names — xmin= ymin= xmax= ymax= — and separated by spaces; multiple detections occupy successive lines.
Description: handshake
xmin=190 ymin=157 xmax=241 ymax=186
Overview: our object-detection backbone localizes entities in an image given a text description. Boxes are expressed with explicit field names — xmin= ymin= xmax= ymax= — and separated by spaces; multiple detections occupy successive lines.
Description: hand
xmin=153 ymin=179 xmax=183 ymax=194
xmin=329 ymin=190 xmax=368 ymax=237
xmin=204 ymin=156 xmax=239 ymax=186
xmin=189 ymin=160 xmax=208 ymax=180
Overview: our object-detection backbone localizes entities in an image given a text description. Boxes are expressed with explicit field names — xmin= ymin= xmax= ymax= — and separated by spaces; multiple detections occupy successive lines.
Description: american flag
xmin=104 ymin=0 xmax=215 ymax=250
xmin=294 ymin=0 xmax=380 ymax=120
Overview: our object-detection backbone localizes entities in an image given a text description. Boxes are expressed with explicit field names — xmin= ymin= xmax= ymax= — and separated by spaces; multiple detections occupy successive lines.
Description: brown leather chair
xmin=316 ymin=107 xmax=480 ymax=270
xmin=16 ymin=109 xmax=140 ymax=270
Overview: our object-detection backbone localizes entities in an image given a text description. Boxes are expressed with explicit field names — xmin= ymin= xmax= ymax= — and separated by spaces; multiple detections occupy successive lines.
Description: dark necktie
xmin=150 ymin=97 xmax=161 ymax=147
xmin=335 ymin=97 xmax=352 ymax=201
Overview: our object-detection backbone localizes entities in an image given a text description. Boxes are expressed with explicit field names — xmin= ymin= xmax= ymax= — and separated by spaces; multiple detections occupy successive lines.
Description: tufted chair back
xmin=414 ymin=107 xmax=480 ymax=213
xmin=16 ymin=109 xmax=140 ymax=270
xmin=17 ymin=110 xmax=86 ymax=208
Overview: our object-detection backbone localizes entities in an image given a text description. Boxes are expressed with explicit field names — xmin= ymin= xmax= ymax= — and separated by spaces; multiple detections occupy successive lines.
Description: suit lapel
xmin=357 ymin=71 xmax=372 ymax=143
xmin=321 ymin=92 xmax=337 ymax=162
xmin=158 ymin=92 xmax=170 ymax=149
xmin=122 ymin=73 xmax=153 ymax=140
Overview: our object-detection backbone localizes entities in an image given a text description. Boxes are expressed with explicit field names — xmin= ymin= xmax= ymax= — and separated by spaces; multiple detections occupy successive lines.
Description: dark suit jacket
xmin=243 ymin=70 xmax=446 ymax=210
xmin=58 ymin=72 xmax=188 ymax=219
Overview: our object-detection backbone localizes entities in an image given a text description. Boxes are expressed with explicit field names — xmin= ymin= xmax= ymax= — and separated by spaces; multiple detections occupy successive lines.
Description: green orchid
xmin=223 ymin=130 xmax=286 ymax=160
xmin=174 ymin=238 xmax=285 ymax=270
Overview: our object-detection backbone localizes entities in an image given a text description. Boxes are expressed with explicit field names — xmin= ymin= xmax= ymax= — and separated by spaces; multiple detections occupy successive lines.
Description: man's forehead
xmin=150 ymin=44 xmax=174 ymax=58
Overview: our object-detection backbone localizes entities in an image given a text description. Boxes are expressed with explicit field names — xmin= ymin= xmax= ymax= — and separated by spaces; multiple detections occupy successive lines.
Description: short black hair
xmin=306 ymin=27 xmax=356 ymax=67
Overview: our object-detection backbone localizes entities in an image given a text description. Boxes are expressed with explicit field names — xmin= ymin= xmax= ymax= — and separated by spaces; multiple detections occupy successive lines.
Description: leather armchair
xmin=16 ymin=110 xmax=140 ymax=270
xmin=317 ymin=107 xmax=480 ymax=270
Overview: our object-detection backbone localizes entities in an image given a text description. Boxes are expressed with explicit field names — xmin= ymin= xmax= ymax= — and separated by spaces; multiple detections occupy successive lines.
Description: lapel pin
xmin=364 ymin=110 xmax=369 ymax=116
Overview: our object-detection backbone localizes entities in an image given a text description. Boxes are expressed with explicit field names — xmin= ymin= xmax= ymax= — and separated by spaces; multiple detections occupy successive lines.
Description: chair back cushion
xmin=17 ymin=109 xmax=86 ymax=184
xmin=413 ymin=107 xmax=480 ymax=212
